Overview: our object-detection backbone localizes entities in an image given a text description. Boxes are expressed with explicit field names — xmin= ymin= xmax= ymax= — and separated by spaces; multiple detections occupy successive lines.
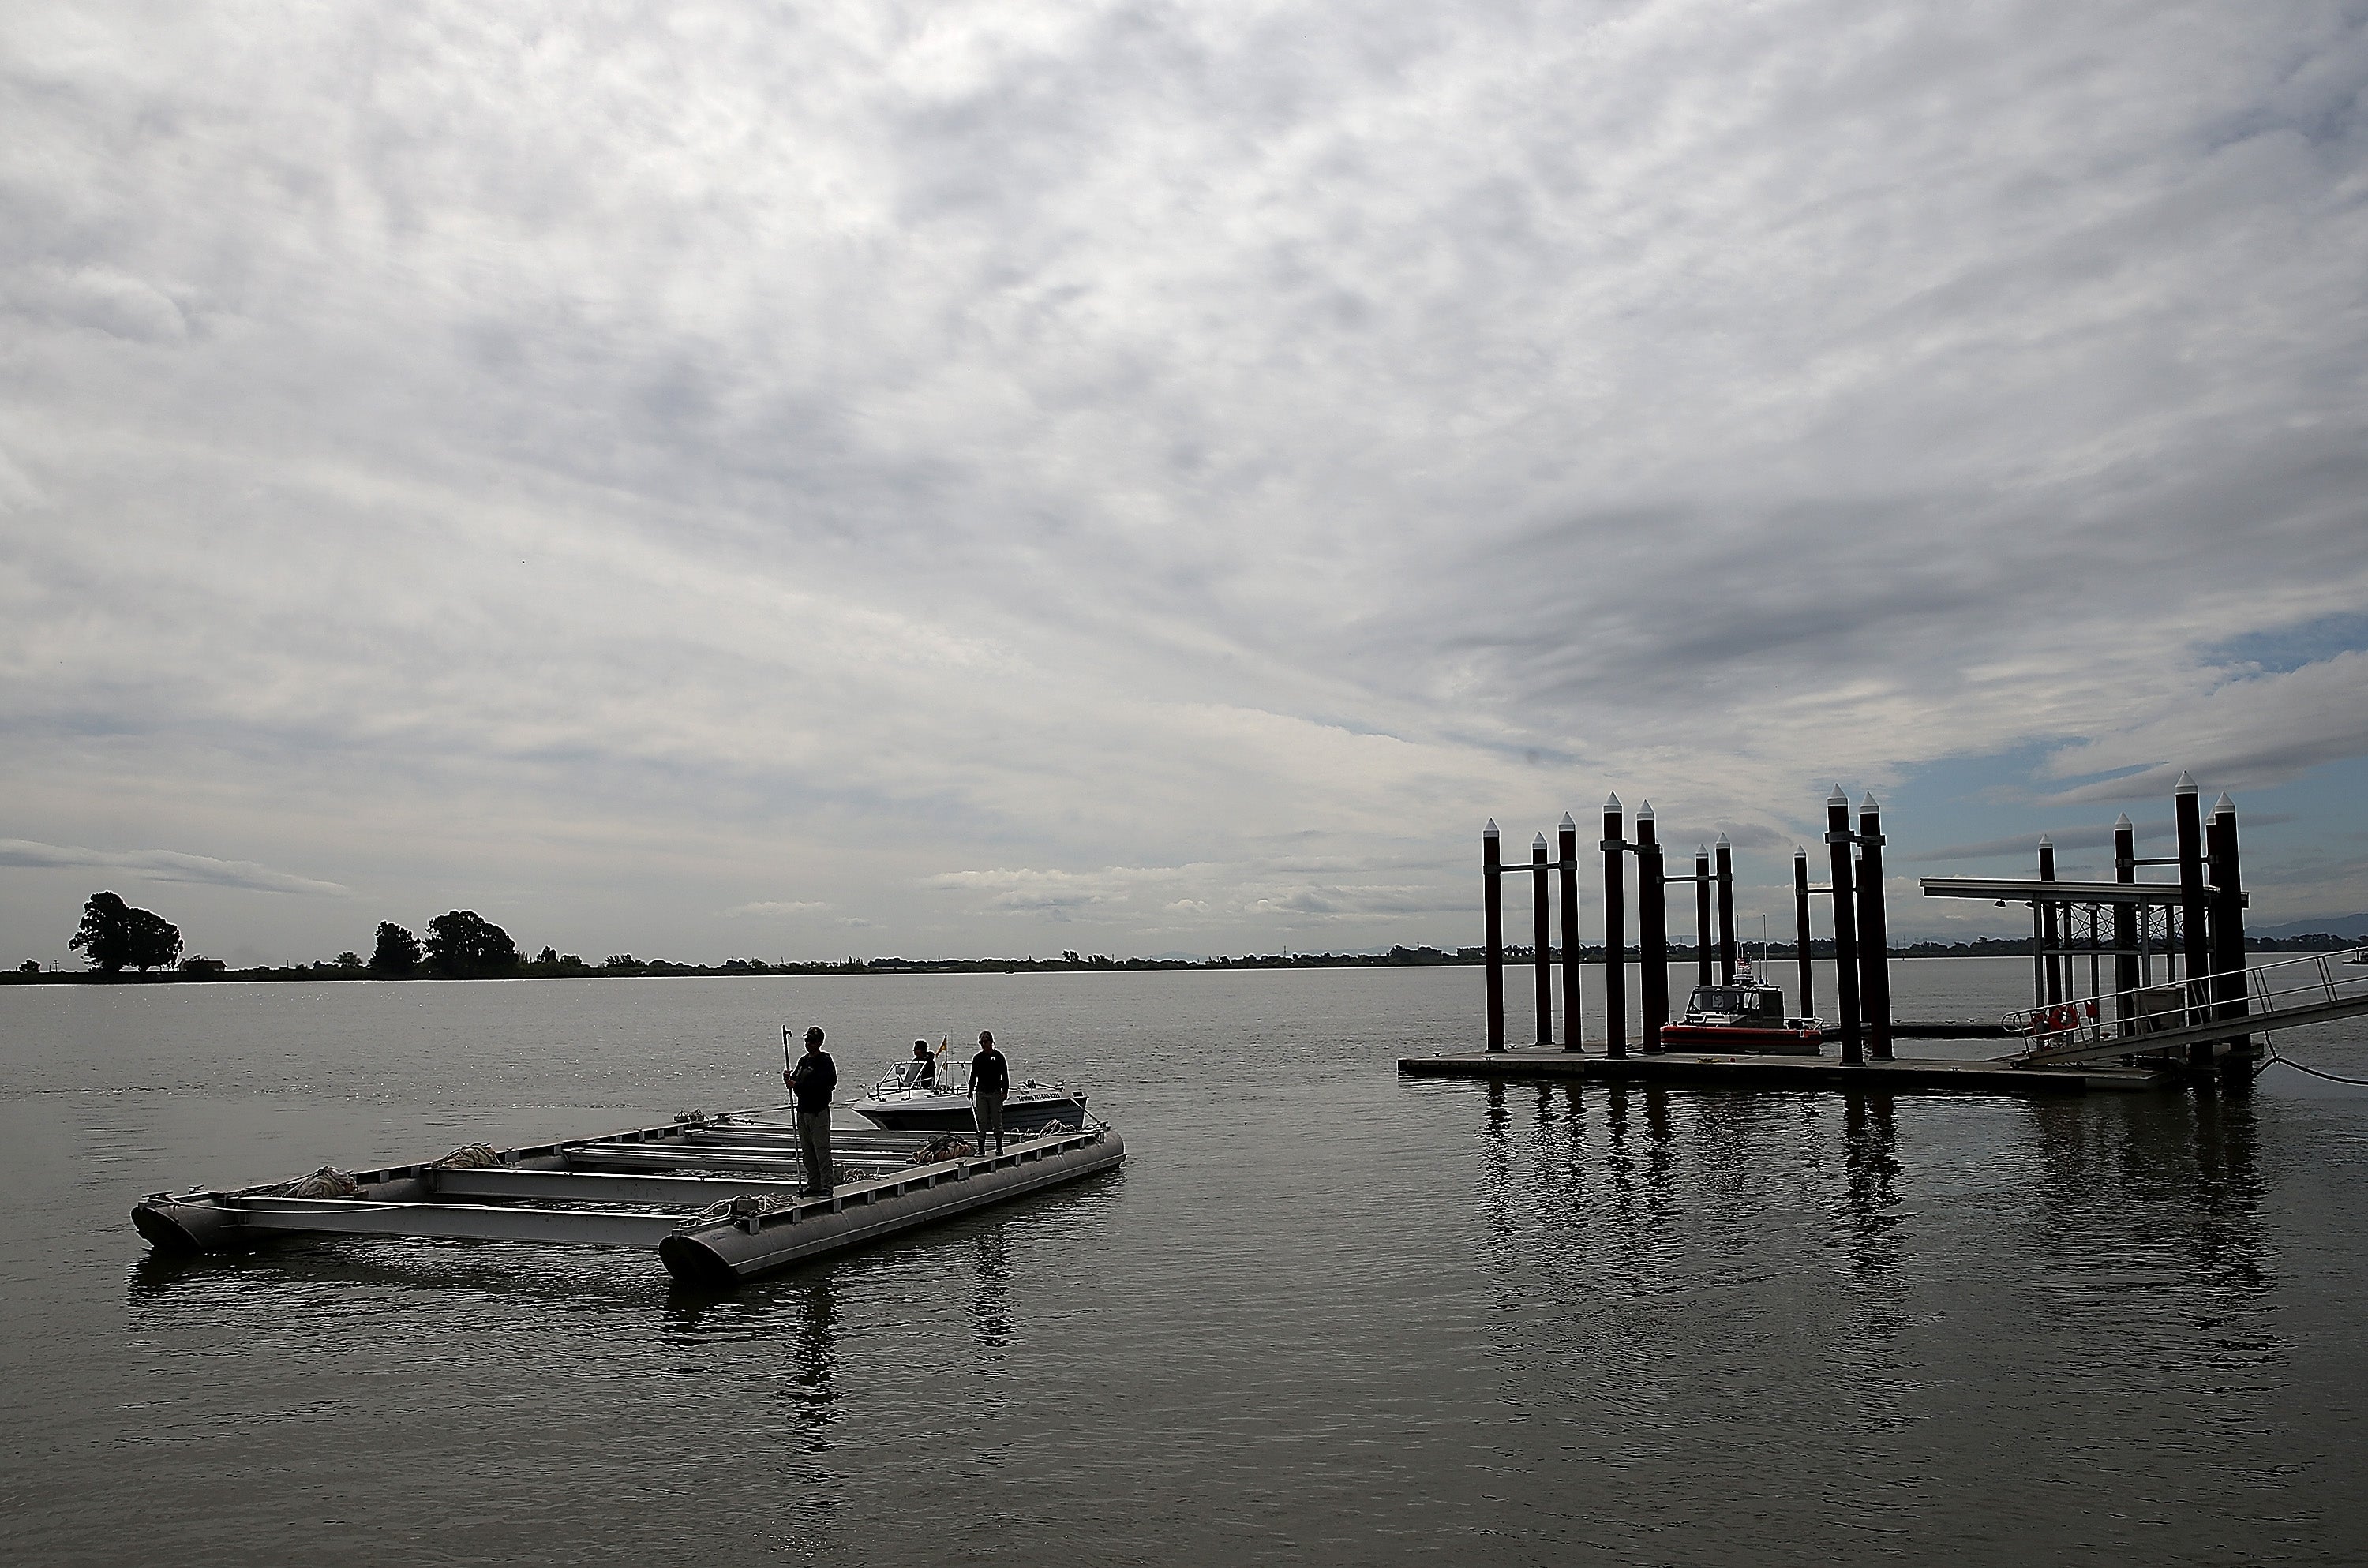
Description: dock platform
xmin=132 ymin=1107 xmax=1125 ymax=1286
xmin=1399 ymin=1047 xmax=2164 ymax=1095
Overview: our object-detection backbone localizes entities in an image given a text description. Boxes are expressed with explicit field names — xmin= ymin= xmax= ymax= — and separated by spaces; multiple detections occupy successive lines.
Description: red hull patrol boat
xmin=1657 ymin=967 xmax=1823 ymax=1053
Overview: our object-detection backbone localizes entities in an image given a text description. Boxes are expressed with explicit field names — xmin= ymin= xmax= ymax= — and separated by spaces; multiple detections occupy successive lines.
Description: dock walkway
xmin=1399 ymin=1047 xmax=2163 ymax=1095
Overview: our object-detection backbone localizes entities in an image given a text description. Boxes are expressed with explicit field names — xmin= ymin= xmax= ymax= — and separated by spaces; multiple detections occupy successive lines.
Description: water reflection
xmin=129 ymin=1236 xmax=669 ymax=1314
xmin=2018 ymin=1093 xmax=2274 ymax=1374
xmin=1462 ymin=1072 xmax=2280 ymax=1365
xmin=1478 ymin=1081 xmax=1517 ymax=1247
xmin=970 ymin=1227 xmax=1013 ymax=1359
xmin=785 ymin=1275 xmax=841 ymax=1446
xmin=1838 ymin=1092 xmax=1905 ymax=1329
xmin=1592 ymin=1082 xmax=1684 ymax=1293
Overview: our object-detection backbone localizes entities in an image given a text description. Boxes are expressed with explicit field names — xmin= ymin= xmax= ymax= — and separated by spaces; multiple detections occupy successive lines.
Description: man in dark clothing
xmin=785 ymin=1026 xmax=837 ymax=1195
xmin=902 ymin=1039 xmax=937 ymax=1089
xmin=969 ymin=1030 xmax=1009 ymax=1156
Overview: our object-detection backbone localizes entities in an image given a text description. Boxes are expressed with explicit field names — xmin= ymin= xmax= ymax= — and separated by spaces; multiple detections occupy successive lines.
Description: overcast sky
xmin=4 ymin=1 xmax=2365 ymax=967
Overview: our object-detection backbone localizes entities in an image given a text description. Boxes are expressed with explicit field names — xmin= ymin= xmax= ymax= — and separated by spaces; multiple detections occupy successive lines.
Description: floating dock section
xmin=1399 ymin=1046 xmax=2162 ymax=1095
xmin=132 ymin=1109 xmax=1124 ymax=1286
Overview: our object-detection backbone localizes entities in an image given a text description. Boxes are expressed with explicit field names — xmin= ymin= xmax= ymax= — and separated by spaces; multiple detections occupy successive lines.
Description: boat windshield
xmin=1688 ymin=987 xmax=1783 ymax=1017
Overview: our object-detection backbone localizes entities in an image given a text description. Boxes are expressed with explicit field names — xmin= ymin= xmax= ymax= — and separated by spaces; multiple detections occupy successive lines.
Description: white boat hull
xmin=851 ymin=1087 xmax=1088 ymax=1134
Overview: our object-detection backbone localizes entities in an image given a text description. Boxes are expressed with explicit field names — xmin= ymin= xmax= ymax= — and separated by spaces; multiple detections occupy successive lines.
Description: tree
xmin=370 ymin=922 xmax=422 ymax=979
xmin=69 ymin=892 xmax=182 ymax=975
xmin=425 ymin=911 xmax=518 ymax=978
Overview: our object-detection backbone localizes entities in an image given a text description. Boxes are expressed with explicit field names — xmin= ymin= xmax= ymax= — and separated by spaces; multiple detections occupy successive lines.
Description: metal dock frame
xmin=131 ymin=1111 xmax=1125 ymax=1286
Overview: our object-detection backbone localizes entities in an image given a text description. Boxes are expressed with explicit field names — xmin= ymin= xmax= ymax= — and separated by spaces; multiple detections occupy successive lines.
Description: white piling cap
xmin=2213 ymin=793 xmax=2236 ymax=816
xmin=1561 ymin=811 xmax=1576 ymax=829
xmin=2038 ymin=833 xmax=2052 ymax=847
xmin=1483 ymin=819 xmax=1499 ymax=836
xmin=1534 ymin=832 xmax=1549 ymax=849
xmin=1636 ymin=799 xmax=1654 ymax=820
xmin=1794 ymin=844 xmax=1808 ymax=859
xmin=2115 ymin=812 xmax=2133 ymax=829
xmin=1828 ymin=784 xmax=1848 ymax=804
xmin=1696 ymin=843 xmax=1709 ymax=855
xmin=2175 ymin=770 xmax=2198 ymax=795
xmin=1604 ymin=791 xmax=1621 ymax=812
xmin=1860 ymin=791 xmax=1879 ymax=812
xmin=1715 ymin=831 xmax=1729 ymax=846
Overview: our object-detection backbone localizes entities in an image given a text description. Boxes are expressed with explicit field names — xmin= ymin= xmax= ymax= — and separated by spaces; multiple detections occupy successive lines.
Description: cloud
xmin=1912 ymin=812 xmax=2297 ymax=863
xmin=926 ymin=865 xmax=1197 ymax=915
xmin=722 ymin=900 xmax=833 ymax=918
xmin=0 ymin=839 xmax=350 ymax=896
xmin=1 ymin=2 xmax=2363 ymax=960
xmin=1 ymin=264 xmax=187 ymax=343
xmin=2040 ymin=653 xmax=2368 ymax=803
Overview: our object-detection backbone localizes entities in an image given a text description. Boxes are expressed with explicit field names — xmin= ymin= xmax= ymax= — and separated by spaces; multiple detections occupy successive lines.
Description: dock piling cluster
xmin=1486 ymin=787 xmax=1894 ymax=1057
xmin=1453 ymin=774 xmax=2339 ymax=1097
xmin=1921 ymin=775 xmax=2276 ymax=1091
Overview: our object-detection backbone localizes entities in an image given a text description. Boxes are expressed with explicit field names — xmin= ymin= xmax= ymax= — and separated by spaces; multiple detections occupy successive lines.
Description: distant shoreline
xmin=7 ymin=933 xmax=2359 ymax=986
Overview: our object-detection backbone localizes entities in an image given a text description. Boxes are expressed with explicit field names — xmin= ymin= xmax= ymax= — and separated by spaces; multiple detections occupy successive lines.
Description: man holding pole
xmin=785 ymin=1025 xmax=837 ymax=1196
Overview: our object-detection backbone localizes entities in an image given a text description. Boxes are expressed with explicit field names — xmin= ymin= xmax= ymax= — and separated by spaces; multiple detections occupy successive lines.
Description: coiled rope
xmin=687 ymin=1192 xmax=801 ymax=1226
xmin=283 ymin=1167 xmax=359 ymax=1198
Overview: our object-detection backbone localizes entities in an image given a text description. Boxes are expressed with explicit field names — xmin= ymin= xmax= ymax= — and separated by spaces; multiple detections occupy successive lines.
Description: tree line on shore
xmin=11 ymin=890 xmax=2363 ymax=984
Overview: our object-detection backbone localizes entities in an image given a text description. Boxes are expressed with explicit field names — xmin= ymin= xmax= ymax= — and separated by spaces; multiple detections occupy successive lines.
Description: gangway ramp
xmin=2008 ymin=948 xmax=2368 ymax=1069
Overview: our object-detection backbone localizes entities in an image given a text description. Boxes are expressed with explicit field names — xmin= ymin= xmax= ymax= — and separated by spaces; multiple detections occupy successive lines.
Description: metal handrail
xmin=2003 ymin=946 xmax=2366 ymax=1047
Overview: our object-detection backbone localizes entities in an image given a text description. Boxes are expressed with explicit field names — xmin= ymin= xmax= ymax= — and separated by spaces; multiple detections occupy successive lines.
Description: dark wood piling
xmin=1857 ymin=792 xmax=1894 ymax=1061
xmin=1484 ymin=821 xmax=1505 ymax=1053
xmin=2175 ymin=773 xmax=2211 ymax=1072
xmin=1693 ymin=844 xmax=1714 ymax=986
xmin=2113 ymin=813 xmax=2139 ymax=1021
xmin=1558 ymin=814 xmax=1582 ymax=1053
xmin=2038 ymin=835 xmax=2063 ymax=1006
xmin=1793 ymin=844 xmax=1815 ymax=1020
xmin=1714 ymin=833 xmax=1737 ymax=983
xmin=2207 ymin=794 xmax=2254 ymax=1091
xmin=1825 ymin=787 xmax=1864 ymax=1066
xmin=1602 ymin=795 xmax=1628 ymax=1059
xmin=1637 ymin=801 xmax=1669 ymax=1052
xmin=1531 ymin=833 xmax=1555 ymax=1047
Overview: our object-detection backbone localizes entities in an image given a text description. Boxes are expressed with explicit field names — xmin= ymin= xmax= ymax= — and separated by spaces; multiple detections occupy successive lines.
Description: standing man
xmin=969 ymin=1030 xmax=1009 ymax=1157
xmin=785 ymin=1025 xmax=837 ymax=1196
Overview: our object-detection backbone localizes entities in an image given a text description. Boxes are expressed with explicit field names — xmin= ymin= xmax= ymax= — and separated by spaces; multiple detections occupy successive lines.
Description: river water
xmin=2 ymin=960 xmax=2364 ymax=1566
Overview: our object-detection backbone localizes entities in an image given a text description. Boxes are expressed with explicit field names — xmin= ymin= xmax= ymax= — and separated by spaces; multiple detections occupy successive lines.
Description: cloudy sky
xmin=4 ymin=1 xmax=2365 ymax=967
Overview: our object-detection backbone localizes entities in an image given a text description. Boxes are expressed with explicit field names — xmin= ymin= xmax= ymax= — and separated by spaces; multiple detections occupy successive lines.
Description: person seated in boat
xmin=897 ymin=1039 xmax=938 ymax=1090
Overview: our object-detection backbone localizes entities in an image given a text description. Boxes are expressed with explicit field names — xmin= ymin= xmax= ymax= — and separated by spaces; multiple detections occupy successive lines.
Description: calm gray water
xmin=3 ymin=960 xmax=2365 ymax=1566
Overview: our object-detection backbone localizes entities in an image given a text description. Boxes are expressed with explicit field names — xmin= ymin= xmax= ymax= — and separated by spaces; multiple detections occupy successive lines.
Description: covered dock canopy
xmin=1919 ymin=876 xmax=2246 ymax=907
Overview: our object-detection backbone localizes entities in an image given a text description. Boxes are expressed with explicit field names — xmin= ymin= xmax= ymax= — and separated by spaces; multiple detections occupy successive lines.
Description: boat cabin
xmin=1683 ymin=984 xmax=1787 ymax=1025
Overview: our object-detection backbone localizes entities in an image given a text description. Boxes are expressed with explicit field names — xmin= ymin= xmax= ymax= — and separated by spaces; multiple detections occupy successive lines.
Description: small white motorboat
xmin=850 ymin=1041 xmax=1092 ymax=1135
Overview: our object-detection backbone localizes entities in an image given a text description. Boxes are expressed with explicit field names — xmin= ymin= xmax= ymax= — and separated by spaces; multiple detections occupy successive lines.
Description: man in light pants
xmin=969 ymin=1029 xmax=1009 ymax=1156
xmin=785 ymin=1025 xmax=837 ymax=1196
